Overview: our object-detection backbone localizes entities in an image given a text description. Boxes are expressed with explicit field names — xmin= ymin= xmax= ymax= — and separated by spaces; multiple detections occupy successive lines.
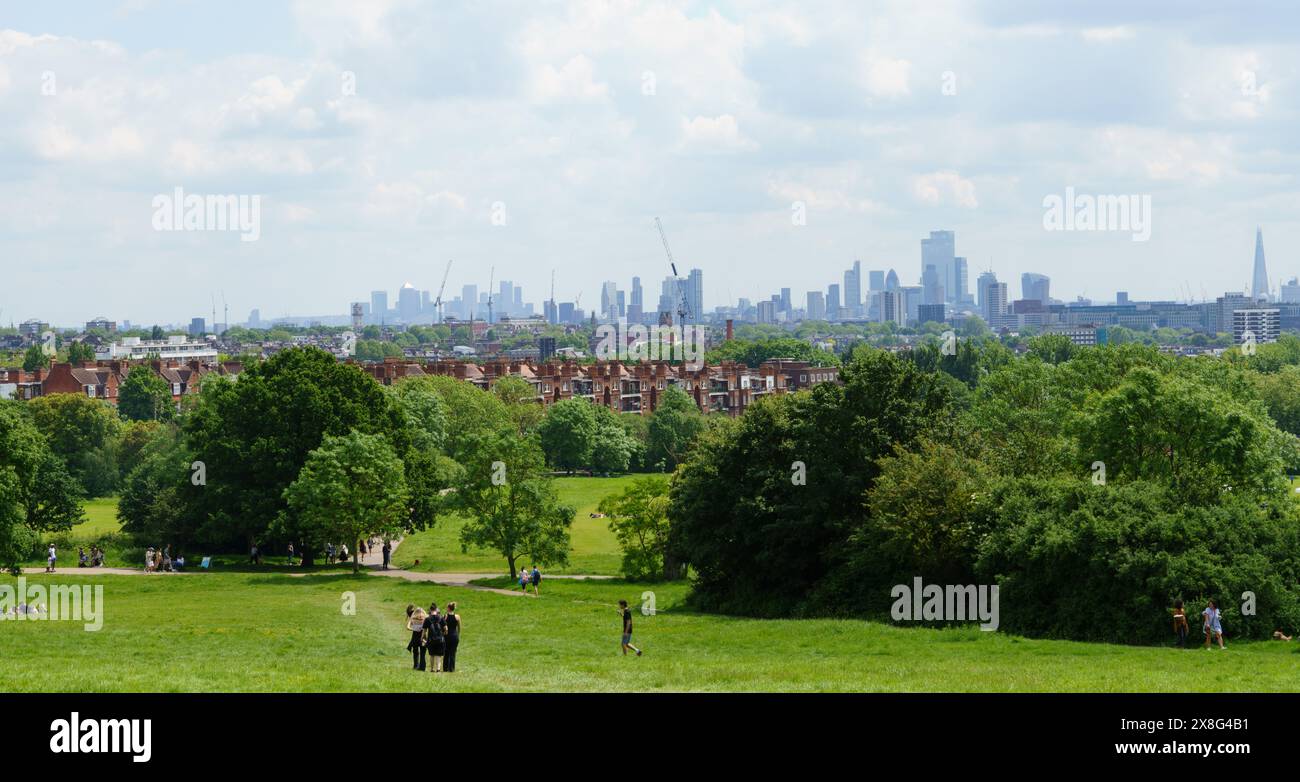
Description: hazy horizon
xmin=2 ymin=0 xmax=1299 ymax=326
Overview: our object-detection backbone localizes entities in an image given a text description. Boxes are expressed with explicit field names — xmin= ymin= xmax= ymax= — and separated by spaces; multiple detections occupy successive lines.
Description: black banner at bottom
xmin=3 ymin=692 xmax=1285 ymax=768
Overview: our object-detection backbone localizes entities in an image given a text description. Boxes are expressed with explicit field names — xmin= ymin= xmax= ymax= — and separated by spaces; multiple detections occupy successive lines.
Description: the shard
xmin=1253 ymin=227 xmax=1270 ymax=301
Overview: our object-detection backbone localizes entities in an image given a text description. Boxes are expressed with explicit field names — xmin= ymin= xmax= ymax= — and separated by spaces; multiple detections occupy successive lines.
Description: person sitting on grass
xmin=618 ymin=599 xmax=642 ymax=657
xmin=1172 ymin=600 xmax=1189 ymax=648
xmin=1274 ymin=631 xmax=1293 ymax=641
xmin=1203 ymin=599 xmax=1225 ymax=650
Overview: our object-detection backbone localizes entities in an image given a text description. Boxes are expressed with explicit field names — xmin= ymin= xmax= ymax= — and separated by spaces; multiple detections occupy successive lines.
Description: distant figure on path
xmin=618 ymin=599 xmax=642 ymax=657
xmin=530 ymin=566 xmax=541 ymax=596
xmin=46 ymin=544 xmax=56 ymax=573
xmin=382 ymin=540 xmax=391 ymax=570
xmin=287 ymin=542 xmax=296 ymax=566
xmin=250 ymin=544 xmax=259 ymax=565
xmin=443 ymin=602 xmax=461 ymax=672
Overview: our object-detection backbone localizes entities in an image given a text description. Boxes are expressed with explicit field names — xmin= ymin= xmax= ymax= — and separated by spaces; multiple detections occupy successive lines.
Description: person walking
xmin=46 ymin=544 xmax=56 ymax=573
xmin=1203 ymin=599 xmax=1226 ymax=650
xmin=443 ymin=602 xmax=461 ymax=673
xmin=618 ymin=599 xmax=642 ymax=657
xmin=382 ymin=540 xmax=391 ymax=570
xmin=406 ymin=605 xmax=427 ymax=670
xmin=287 ymin=542 xmax=296 ymax=567
xmin=423 ymin=603 xmax=446 ymax=673
xmin=530 ymin=566 xmax=541 ymax=596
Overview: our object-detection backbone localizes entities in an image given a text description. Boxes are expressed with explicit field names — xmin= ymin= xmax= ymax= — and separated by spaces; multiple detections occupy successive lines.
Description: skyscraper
xmin=885 ymin=269 xmax=900 ymax=291
xmin=601 ymin=281 xmax=619 ymax=319
xmin=868 ymin=270 xmax=885 ymax=292
xmin=461 ymin=285 xmax=477 ymax=320
xmin=780 ymin=287 xmax=792 ymax=314
xmin=370 ymin=290 xmax=389 ymax=324
xmin=398 ymin=283 xmax=421 ymax=322
xmin=806 ymin=291 xmax=826 ymax=321
xmin=827 ymin=283 xmax=841 ymax=320
xmin=921 ymin=231 xmax=956 ymax=304
xmin=1022 ymin=273 xmax=1051 ymax=304
xmin=844 ymin=261 xmax=862 ymax=318
xmin=685 ymin=269 xmax=704 ymax=325
xmin=922 ymin=264 xmax=945 ymax=306
xmin=1253 ymin=227 xmax=1270 ymax=301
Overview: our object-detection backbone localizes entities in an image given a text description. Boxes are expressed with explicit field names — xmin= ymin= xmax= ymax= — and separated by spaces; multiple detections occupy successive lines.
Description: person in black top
xmin=423 ymin=602 xmax=446 ymax=672
xmin=382 ymin=540 xmax=391 ymax=570
xmin=442 ymin=601 xmax=461 ymax=672
xmin=618 ymin=599 xmax=642 ymax=657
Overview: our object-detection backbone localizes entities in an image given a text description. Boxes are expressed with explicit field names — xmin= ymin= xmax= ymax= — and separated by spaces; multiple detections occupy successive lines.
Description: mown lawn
xmin=393 ymin=475 xmax=640 ymax=575
xmin=3 ymin=571 xmax=1299 ymax=693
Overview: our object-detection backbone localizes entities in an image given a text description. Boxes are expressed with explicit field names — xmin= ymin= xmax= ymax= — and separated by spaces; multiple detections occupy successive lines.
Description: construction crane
xmin=486 ymin=266 xmax=495 ymax=325
xmin=433 ymin=259 xmax=453 ymax=324
xmin=549 ymin=269 xmax=556 ymax=324
xmin=655 ymin=217 xmax=692 ymax=324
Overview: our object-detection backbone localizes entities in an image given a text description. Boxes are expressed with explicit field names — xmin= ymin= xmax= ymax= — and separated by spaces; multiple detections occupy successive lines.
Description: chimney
xmin=725 ymin=319 xmax=734 ymax=341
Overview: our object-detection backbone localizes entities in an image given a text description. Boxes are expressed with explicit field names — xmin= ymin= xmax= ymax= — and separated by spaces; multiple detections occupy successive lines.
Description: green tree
xmin=66 ymin=342 xmax=96 ymax=364
xmin=26 ymin=393 xmax=122 ymax=497
xmin=444 ymin=431 xmax=573 ymax=579
xmin=538 ymin=398 xmax=597 ymax=473
xmin=118 ymin=367 xmax=175 ymax=422
xmin=284 ymin=431 xmax=410 ymax=573
xmin=493 ymin=376 xmax=545 ymax=435
xmin=0 ymin=402 xmax=83 ymax=573
xmin=598 ymin=475 xmax=676 ymax=580
xmin=590 ymin=406 xmax=638 ymax=474
xmin=22 ymin=345 xmax=49 ymax=372
xmin=182 ymin=347 xmax=414 ymax=560
xmin=645 ymin=387 xmax=705 ymax=470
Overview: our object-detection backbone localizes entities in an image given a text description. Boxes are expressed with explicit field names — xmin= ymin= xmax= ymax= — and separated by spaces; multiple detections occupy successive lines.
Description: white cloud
xmin=678 ymin=114 xmax=758 ymax=153
xmin=911 ymin=171 xmax=979 ymax=208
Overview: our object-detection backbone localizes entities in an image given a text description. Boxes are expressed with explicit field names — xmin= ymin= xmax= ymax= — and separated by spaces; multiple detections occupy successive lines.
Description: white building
xmin=96 ymin=336 xmax=219 ymax=362
xmin=1233 ymin=308 xmax=1280 ymax=346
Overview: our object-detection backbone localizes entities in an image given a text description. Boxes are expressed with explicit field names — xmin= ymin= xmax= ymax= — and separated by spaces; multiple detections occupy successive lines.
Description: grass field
xmin=2 ymin=571 xmax=1298 ymax=692
xmin=392 ymin=475 xmax=638 ymax=575
xmin=75 ymin=498 xmax=122 ymax=536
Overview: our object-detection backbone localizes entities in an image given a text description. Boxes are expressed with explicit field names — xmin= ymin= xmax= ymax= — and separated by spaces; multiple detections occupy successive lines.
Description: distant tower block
xmin=351 ymin=302 xmax=364 ymax=331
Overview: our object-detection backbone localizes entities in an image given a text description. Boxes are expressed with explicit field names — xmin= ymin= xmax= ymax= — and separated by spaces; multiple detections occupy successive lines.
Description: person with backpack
xmin=423 ymin=602 xmax=446 ymax=673
xmin=530 ymin=566 xmax=541 ymax=596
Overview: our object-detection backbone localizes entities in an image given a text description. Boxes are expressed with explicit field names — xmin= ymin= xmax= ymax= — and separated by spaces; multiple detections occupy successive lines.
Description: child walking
xmin=1202 ymin=599 xmax=1225 ymax=650
xmin=1171 ymin=600 xmax=1189 ymax=648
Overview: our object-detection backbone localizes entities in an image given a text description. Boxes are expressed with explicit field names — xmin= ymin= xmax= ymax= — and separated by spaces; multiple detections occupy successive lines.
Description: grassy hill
xmin=2 ymin=571 xmax=1296 ymax=692
xmin=392 ymin=475 xmax=640 ymax=575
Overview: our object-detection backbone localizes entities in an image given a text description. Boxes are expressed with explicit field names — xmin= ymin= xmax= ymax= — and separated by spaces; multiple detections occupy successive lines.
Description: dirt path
xmin=23 ymin=537 xmax=611 ymax=599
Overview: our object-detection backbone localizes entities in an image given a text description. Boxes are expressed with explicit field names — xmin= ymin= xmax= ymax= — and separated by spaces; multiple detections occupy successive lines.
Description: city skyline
xmin=3 ymin=2 xmax=1300 ymax=325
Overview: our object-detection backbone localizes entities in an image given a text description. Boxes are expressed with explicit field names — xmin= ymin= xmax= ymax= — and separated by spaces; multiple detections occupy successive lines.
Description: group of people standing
xmin=144 ymin=545 xmax=182 ymax=572
xmin=405 ymin=601 xmax=462 ymax=673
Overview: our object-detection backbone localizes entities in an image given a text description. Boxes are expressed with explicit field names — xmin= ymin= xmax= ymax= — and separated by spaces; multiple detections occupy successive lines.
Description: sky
xmin=1 ymin=0 xmax=1299 ymax=326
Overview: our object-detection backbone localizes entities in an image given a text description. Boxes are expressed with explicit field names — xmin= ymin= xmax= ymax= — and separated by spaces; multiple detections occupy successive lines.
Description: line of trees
xmin=665 ymin=337 xmax=1300 ymax=643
